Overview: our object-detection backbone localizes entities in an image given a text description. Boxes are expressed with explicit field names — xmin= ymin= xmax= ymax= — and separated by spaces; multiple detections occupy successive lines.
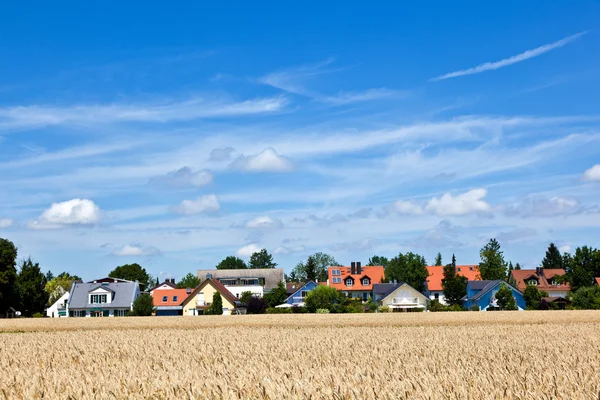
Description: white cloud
xmin=322 ymin=88 xmax=407 ymax=105
xmin=209 ymin=147 xmax=236 ymax=162
xmin=231 ymin=148 xmax=293 ymax=172
xmin=246 ymin=216 xmax=283 ymax=229
xmin=0 ymin=218 xmax=14 ymax=228
xmin=174 ymin=194 xmax=220 ymax=215
xmin=259 ymin=58 xmax=336 ymax=96
xmin=30 ymin=199 xmax=102 ymax=229
xmin=149 ymin=167 xmax=213 ymax=188
xmin=559 ymin=244 xmax=572 ymax=253
xmin=425 ymin=189 xmax=491 ymax=216
xmin=113 ymin=244 xmax=161 ymax=256
xmin=392 ymin=200 xmax=423 ymax=215
xmin=431 ymin=31 xmax=587 ymax=81
xmin=504 ymin=196 xmax=582 ymax=218
xmin=273 ymin=244 xmax=305 ymax=255
xmin=236 ymin=243 xmax=262 ymax=258
xmin=582 ymin=164 xmax=600 ymax=181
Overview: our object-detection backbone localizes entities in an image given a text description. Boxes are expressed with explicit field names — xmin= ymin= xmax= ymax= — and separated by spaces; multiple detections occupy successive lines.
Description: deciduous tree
xmin=176 ymin=273 xmax=200 ymax=289
xmin=131 ymin=293 xmax=154 ymax=316
xmin=109 ymin=263 xmax=152 ymax=291
xmin=495 ymin=284 xmax=517 ymax=310
xmin=0 ymin=238 xmax=18 ymax=313
xmin=367 ymin=255 xmax=389 ymax=269
xmin=385 ymin=252 xmax=428 ymax=293
xmin=304 ymin=285 xmax=341 ymax=313
xmin=263 ymin=282 xmax=287 ymax=307
xmin=216 ymin=256 xmax=247 ymax=270
xmin=45 ymin=272 xmax=80 ymax=305
xmin=566 ymin=246 xmax=600 ymax=291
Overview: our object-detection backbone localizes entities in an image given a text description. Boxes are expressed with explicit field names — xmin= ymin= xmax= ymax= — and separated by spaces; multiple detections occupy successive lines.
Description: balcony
xmin=197 ymin=300 xmax=205 ymax=307
xmin=291 ymin=296 xmax=305 ymax=304
xmin=391 ymin=297 xmax=420 ymax=306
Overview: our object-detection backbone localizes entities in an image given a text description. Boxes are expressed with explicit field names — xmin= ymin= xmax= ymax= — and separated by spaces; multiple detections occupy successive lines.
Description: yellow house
xmin=182 ymin=278 xmax=239 ymax=316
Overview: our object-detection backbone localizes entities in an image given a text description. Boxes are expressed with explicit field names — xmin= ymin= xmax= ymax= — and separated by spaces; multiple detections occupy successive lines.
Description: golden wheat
xmin=0 ymin=312 xmax=599 ymax=399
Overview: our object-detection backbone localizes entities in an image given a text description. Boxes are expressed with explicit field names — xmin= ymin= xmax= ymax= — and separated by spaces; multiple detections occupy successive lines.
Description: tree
xmin=206 ymin=292 xmax=223 ymax=315
xmin=45 ymin=272 xmax=80 ymax=305
xmin=385 ymin=252 xmax=428 ymax=293
xmin=131 ymin=293 xmax=154 ymax=316
xmin=263 ymin=282 xmax=287 ymax=307
xmin=523 ymin=286 xmax=548 ymax=310
xmin=286 ymin=270 xmax=299 ymax=282
xmin=542 ymin=243 xmax=563 ymax=270
xmin=514 ymin=263 xmax=521 ymax=270
xmin=442 ymin=255 xmax=467 ymax=306
xmin=571 ymin=286 xmax=600 ymax=310
xmin=176 ymin=273 xmax=201 ymax=289
xmin=249 ymin=249 xmax=277 ymax=269
xmin=216 ymin=256 xmax=247 ymax=270
xmin=494 ymin=284 xmax=517 ymax=310
xmin=16 ymin=258 xmax=49 ymax=317
xmin=304 ymin=285 xmax=341 ymax=313
xmin=0 ymin=238 xmax=18 ymax=313
xmin=367 ymin=255 xmax=389 ymax=269
xmin=45 ymin=271 xmax=54 ymax=281
xmin=434 ymin=253 xmax=443 ymax=266
xmin=246 ymin=296 xmax=268 ymax=314
xmin=109 ymin=263 xmax=151 ymax=291
xmin=239 ymin=291 xmax=253 ymax=305
xmin=566 ymin=246 xmax=600 ymax=291
xmin=293 ymin=252 xmax=338 ymax=283
xmin=478 ymin=239 xmax=507 ymax=280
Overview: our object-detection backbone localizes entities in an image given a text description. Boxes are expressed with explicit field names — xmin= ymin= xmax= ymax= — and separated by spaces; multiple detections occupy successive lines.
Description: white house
xmin=373 ymin=282 xmax=428 ymax=311
xmin=67 ymin=280 xmax=140 ymax=317
xmin=46 ymin=292 xmax=69 ymax=318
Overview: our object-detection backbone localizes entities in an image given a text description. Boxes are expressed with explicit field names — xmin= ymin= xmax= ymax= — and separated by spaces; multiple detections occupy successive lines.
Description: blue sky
xmin=1 ymin=1 xmax=600 ymax=281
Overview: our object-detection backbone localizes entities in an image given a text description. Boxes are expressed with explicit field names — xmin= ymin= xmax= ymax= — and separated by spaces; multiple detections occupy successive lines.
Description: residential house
xmin=510 ymin=268 xmax=570 ymax=297
xmin=149 ymin=279 xmax=177 ymax=295
xmin=463 ymin=280 xmax=526 ymax=311
xmin=373 ymin=282 xmax=428 ymax=311
xmin=425 ymin=265 xmax=481 ymax=305
xmin=327 ymin=262 xmax=385 ymax=301
xmin=88 ymin=277 xmax=134 ymax=284
xmin=284 ymin=281 xmax=319 ymax=307
xmin=152 ymin=288 xmax=192 ymax=316
xmin=182 ymin=278 xmax=240 ymax=316
xmin=67 ymin=280 xmax=140 ymax=317
xmin=541 ymin=296 xmax=571 ymax=310
xmin=196 ymin=268 xmax=284 ymax=299
xmin=46 ymin=292 xmax=69 ymax=318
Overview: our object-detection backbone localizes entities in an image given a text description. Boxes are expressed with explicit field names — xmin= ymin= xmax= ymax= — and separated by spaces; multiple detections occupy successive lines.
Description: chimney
xmin=357 ymin=262 xmax=362 ymax=275
xmin=538 ymin=267 xmax=544 ymax=278
xmin=393 ymin=279 xmax=397 ymax=286
xmin=351 ymin=262 xmax=356 ymax=275
xmin=186 ymin=287 xmax=192 ymax=294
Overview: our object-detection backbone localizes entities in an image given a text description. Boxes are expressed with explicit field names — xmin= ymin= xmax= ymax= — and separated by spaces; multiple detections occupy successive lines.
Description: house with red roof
xmin=595 ymin=278 xmax=600 ymax=286
xmin=510 ymin=267 xmax=570 ymax=297
xmin=181 ymin=278 xmax=240 ymax=316
xmin=327 ymin=262 xmax=385 ymax=301
xmin=152 ymin=288 xmax=191 ymax=316
xmin=425 ymin=265 xmax=481 ymax=305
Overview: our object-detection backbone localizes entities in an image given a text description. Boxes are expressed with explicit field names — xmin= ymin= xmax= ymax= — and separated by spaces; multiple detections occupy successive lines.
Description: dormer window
xmin=172 ymin=296 xmax=178 ymax=302
xmin=345 ymin=278 xmax=354 ymax=287
xmin=90 ymin=294 xmax=107 ymax=304
xmin=469 ymin=267 xmax=473 ymax=271
xmin=162 ymin=296 xmax=168 ymax=302
xmin=362 ymin=278 xmax=370 ymax=286
xmin=527 ymin=279 xmax=538 ymax=286
xmin=457 ymin=268 xmax=461 ymax=272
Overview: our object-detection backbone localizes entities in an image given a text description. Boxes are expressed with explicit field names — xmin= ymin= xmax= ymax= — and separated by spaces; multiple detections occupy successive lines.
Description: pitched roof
xmin=87 ymin=277 xmax=134 ymax=283
xmin=374 ymin=282 xmax=428 ymax=303
xmin=196 ymin=268 xmax=284 ymax=290
xmin=68 ymin=281 xmax=139 ymax=309
xmin=426 ymin=265 xmax=480 ymax=292
xmin=510 ymin=269 xmax=570 ymax=293
xmin=327 ymin=266 xmax=385 ymax=292
xmin=152 ymin=289 xmax=190 ymax=307
xmin=595 ymin=278 xmax=600 ymax=286
xmin=285 ymin=281 xmax=317 ymax=303
xmin=468 ymin=280 xmax=503 ymax=300
xmin=149 ymin=280 xmax=177 ymax=293
xmin=182 ymin=278 xmax=238 ymax=307
xmin=286 ymin=282 xmax=306 ymax=295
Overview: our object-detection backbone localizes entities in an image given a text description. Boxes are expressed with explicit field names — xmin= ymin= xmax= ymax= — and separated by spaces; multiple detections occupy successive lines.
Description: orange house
xmin=152 ymin=288 xmax=191 ymax=316
xmin=327 ymin=262 xmax=385 ymax=301
xmin=425 ymin=265 xmax=481 ymax=305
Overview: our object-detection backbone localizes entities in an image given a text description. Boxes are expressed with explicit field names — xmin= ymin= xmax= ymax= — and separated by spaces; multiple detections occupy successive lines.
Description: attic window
xmin=527 ymin=280 xmax=538 ymax=286
xmin=102 ymin=282 xmax=109 ymax=286
xmin=457 ymin=268 xmax=461 ymax=272
xmin=362 ymin=278 xmax=370 ymax=286
xmin=345 ymin=279 xmax=354 ymax=287
xmin=172 ymin=296 xmax=178 ymax=302
xmin=162 ymin=296 xmax=168 ymax=302
xmin=469 ymin=267 xmax=473 ymax=271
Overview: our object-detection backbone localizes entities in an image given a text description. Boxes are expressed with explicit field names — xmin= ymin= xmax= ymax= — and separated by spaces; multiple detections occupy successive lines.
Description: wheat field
xmin=0 ymin=312 xmax=599 ymax=399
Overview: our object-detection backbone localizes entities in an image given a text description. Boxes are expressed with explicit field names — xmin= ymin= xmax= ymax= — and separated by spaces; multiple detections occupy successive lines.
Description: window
xmin=527 ymin=280 xmax=538 ymax=286
xmin=362 ymin=278 xmax=370 ymax=286
xmin=457 ymin=268 xmax=461 ymax=272
xmin=434 ymin=293 xmax=439 ymax=300
xmin=172 ymin=296 xmax=178 ymax=302
xmin=70 ymin=310 xmax=86 ymax=317
xmin=332 ymin=277 xmax=341 ymax=284
xmin=469 ymin=267 xmax=473 ymax=271
xmin=345 ymin=279 xmax=354 ymax=287
xmin=332 ymin=269 xmax=341 ymax=276
xmin=300 ymin=290 xmax=309 ymax=298
xmin=90 ymin=294 xmax=107 ymax=304
xmin=114 ymin=310 xmax=129 ymax=317
xmin=220 ymin=279 xmax=238 ymax=286
xmin=162 ymin=296 xmax=168 ymax=302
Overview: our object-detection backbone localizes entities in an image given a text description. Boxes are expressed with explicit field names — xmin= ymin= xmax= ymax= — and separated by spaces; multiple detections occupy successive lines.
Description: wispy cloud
xmin=431 ymin=31 xmax=587 ymax=81
xmin=321 ymin=88 xmax=408 ymax=105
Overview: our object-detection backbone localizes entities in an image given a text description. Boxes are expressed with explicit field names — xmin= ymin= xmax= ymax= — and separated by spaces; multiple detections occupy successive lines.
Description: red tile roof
xmin=426 ymin=265 xmax=481 ymax=292
xmin=511 ymin=269 xmax=570 ymax=293
xmin=595 ymin=278 xmax=600 ymax=286
xmin=327 ymin=266 xmax=384 ymax=292
xmin=152 ymin=289 xmax=190 ymax=306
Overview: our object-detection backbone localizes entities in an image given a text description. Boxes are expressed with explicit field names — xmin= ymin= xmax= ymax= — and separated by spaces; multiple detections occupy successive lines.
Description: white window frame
xmin=362 ymin=278 xmax=370 ymax=286
xmin=345 ymin=279 xmax=354 ymax=287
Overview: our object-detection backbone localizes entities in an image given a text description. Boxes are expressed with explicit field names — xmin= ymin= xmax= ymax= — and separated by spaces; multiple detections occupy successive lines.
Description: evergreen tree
xmin=541 ymin=243 xmax=563 ymax=270
xmin=0 ymin=238 xmax=18 ymax=313
xmin=442 ymin=254 xmax=467 ymax=306
xmin=515 ymin=263 xmax=521 ymax=270
xmin=434 ymin=253 xmax=443 ymax=266
xmin=478 ymin=239 xmax=507 ymax=280
xmin=367 ymin=255 xmax=389 ymax=269
xmin=16 ymin=258 xmax=49 ymax=317
xmin=566 ymin=246 xmax=600 ymax=291
xmin=206 ymin=292 xmax=223 ymax=315
xmin=248 ymin=249 xmax=277 ymax=269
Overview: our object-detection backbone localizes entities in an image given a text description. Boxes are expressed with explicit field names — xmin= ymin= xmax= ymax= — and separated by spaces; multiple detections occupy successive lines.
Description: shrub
xmin=131 ymin=293 xmax=154 ymax=316
xmin=316 ymin=308 xmax=330 ymax=314
xmin=378 ymin=306 xmax=390 ymax=313
xmin=365 ymin=298 xmax=378 ymax=313
xmin=32 ymin=312 xmax=44 ymax=318
xmin=246 ymin=296 xmax=268 ymax=314
xmin=266 ymin=307 xmax=292 ymax=314
xmin=470 ymin=305 xmax=480 ymax=311
xmin=344 ymin=299 xmax=365 ymax=313
xmin=305 ymin=285 xmax=341 ymax=312
xmin=572 ymin=286 xmax=600 ymax=309
xmin=427 ymin=300 xmax=447 ymax=312
xmin=291 ymin=306 xmax=308 ymax=314
xmin=448 ymin=304 xmax=465 ymax=312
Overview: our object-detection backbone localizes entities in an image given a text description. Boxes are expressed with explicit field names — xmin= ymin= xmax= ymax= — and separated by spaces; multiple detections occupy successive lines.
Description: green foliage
xmin=367 ymin=255 xmax=390 ymax=269
xmin=514 ymin=263 xmax=521 ymax=270
xmin=378 ymin=306 xmax=390 ymax=313
xmin=316 ymin=308 xmax=330 ymax=314
xmin=293 ymin=253 xmax=338 ymax=282
xmin=16 ymin=258 xmax=49 ymax=317
xmin=45 ymin=272 xmax=79 ymax=305
xmin=442 ymin=256 xmax=468 ymax=306
xmin=248 ymin=249 xmax=277 ymax=269
xmin=216 ymin=256 xmax=247 ymax=270
xmin=239 ymin=291 xmax=253 ymax=305
xmin=571 ymin=286 xmax=600 ymax=310
xmin=495 ymin=284 xmax=517 ymax=310
xmin=266 ymin=307 xmax=292 ymax=314
xmin=0 ymin=238 xmax=18 ymax=313
xmin=542 ymin=243 xmax=563 ymax=270
xmin=448 ymin=304 xmax=465 ymax=312
xmin=365 ymin=298 xmax=377 ymax=313
xmin=206 ymin=292 xmax=223 ymax=315
xmin=344 ymin=298 xmax=365 ymax=313
xmin=427 ymin=300 xmax=447 ymax=312
xmin=524 ymin=285 xmax=545 ymax=310
xmin=565 ymin=246 xmax=600 ymax=291
xmin=470 ymin=305 xmax=480 ymax=311
xmin=385 ymin=252 xmax=428 ymax=293
xmin=263 ymin=282 xmax=288 ymax=307
xmin=246 ymin=296 xmax=268 ymax=314
xmin=304 ymin=285 xmax=341 ymax=313
xmin=176 ymin=273 xmax=200 ymax=289
xmin=32 ymin=312 xmax=44 ymax=318
xmin=131 ymin=293 xmax=154 ymax=316
xmin=109 ymin=263 xmax=151 ymax=291
xmin=434 ymin=253 xmax=443 ymax=266
xmin=478 ymin=239 xmax=507 ymax=280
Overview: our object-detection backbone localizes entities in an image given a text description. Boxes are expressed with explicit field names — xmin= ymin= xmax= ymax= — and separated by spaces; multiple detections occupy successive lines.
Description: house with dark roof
xmin=67 ymin=281 xmax=140 ymax=317
xmin=463 ymin=280 xmax=525 ymax=311
xmin=152 ymin=288 xmax=192 ymax=316
xmin=283 ymin=281 xmax=319 ymax=307
xmin=373 ymin=282 xmax=428 ymax=311
xmin=196 ymin=268 xmax=284 ymax=299
xmin=425 ymin=265 xmax=481 ymax=305
xmin=181 ymin=278 xmax=241 ymax=316
xmin=510 ymin=268 xmax=570 ymax=297
xmin=327 ymin=262 xmax=385 ymax=301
